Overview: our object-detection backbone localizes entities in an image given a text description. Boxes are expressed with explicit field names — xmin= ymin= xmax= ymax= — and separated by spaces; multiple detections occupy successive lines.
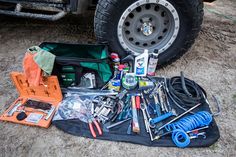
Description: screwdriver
xmin=135 ymin=96 xmax=141 ymax=116
xmin=131 ymin=96 xmax=140 ymax=133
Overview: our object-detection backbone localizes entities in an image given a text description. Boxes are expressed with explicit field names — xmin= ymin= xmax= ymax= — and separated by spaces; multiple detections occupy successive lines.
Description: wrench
xmin=140 ymin=103 xmax=150 ymax=133
xmin=141 ymin=93 xmax=151 ymax=120
xmin=141 ymin=103 xmax=155 ymax=141
xmin=153 ymin=94 xmax=159 ymax=106
xmin=158 ymin=87 xmax=165 ymax=112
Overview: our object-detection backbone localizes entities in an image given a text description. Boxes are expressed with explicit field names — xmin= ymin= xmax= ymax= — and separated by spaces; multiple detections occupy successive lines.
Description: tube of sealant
xmin=147 ymin=49 xmax=159 ymax=76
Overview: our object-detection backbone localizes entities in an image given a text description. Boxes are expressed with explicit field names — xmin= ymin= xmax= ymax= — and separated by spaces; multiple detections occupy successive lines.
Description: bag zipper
xmin=56 ymin=56 xmax=109 ymax=63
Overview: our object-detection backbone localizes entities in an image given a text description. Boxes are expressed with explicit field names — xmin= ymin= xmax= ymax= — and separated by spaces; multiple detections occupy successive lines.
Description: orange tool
xmin=88 ymin=118 xmax=103 ymax=138
xmin=135 ymin=96 xmax=141 ymax=110
xmin=131 ymin=96 xmax=140 ymax=133
xmin=0 ymin=72 xmax=62 ymax=128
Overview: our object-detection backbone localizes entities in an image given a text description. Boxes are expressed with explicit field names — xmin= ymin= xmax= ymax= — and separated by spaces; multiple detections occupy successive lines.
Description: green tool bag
xmin=39 ymin=42 xmax=112 ymax=88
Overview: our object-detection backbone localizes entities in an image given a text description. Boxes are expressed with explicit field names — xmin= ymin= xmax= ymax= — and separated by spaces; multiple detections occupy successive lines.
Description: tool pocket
xmin=39 ymin=42 xmax=112 ymax=88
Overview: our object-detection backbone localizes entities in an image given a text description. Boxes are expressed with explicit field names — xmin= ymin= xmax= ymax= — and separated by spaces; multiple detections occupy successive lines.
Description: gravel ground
xmin=0 ymin=0 xmax=235 ymax=157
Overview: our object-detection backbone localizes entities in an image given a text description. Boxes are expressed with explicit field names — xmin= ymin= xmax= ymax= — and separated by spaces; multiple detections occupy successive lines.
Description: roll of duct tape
xmin=122 ymin=73 xmax=138 ymax=90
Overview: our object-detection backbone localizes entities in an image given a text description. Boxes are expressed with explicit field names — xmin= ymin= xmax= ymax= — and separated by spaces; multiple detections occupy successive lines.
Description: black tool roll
xmin=52 ymin=77 xmax=220 ymax=147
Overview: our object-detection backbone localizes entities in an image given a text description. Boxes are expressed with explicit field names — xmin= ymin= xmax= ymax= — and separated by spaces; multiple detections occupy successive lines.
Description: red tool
xmin=88 ymin=118 xmax=102 ymax=138
xmin=76 ymin=100 xmax=103 ymax=138
xmin=131 ymin=96 xmax=140 ymax=133
xmin=135 ymin=96 xmax=141 ymax=110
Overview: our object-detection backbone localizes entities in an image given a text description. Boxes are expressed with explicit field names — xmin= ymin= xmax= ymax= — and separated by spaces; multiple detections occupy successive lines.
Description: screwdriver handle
xmin=149 ymin=112 xmax=173 ymax=126
xmin=135 ymin=96 xmax=141 ymax=109
xmin=131 ymin=96 xmax=140 ymax=133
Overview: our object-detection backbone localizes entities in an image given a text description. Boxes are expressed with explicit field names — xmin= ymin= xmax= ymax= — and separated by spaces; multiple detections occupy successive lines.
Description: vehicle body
xmin=0 ymin=0 xmax=216 ymax=66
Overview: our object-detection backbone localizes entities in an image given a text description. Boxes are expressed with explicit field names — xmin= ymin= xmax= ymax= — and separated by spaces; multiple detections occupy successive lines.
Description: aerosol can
xmin=147 ymin=49 xmax=159 ymax=76
xmin=134 ymin=49 xmax=149 ymax=76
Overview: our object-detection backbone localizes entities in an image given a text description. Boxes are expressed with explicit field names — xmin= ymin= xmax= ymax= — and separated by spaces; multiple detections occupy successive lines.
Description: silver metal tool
xmin=162 ymin=78 xmax=171 ymax=112
xmin=106 ymin=118 xmax=131 ymax=129
xmin=149 ymin=83 xmax=159 ymax=98
xmin=140 ymin=103 xmax=157 ymax=141
xmin=6 ymin=102 xmax=22 ymax=117
xmin=187 ymin=126 xmax=209 ymax=134
xmin=117 ymin=89 xmax=128 ymax=100
xmin=140 ymin=103 xmax=150 ymax=133
xmin=158 ymin=103 xmax=202 ymax=131
xmin=141 ymin=93 xmax=151 ymax=120
xmin=45 ymin=106 xmax=55 ymax=120
xmin=161 ymin=90 xmax=169 ymax=113
xmin=158 ymin=87 xmax=165 ymax=112
xmin=153 ymin=94 xmax=159 ymax=106
xmin=189 ymin=132 xmax=206 ymax=139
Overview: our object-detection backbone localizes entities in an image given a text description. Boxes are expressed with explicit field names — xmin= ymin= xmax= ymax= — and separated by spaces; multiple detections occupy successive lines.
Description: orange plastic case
xmin=0 ymin=72 xmax=62 ymax=128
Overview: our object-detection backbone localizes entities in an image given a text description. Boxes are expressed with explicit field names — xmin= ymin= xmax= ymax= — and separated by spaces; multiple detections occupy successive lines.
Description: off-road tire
xmin=94 ymin=0 xmax=204 ymax=66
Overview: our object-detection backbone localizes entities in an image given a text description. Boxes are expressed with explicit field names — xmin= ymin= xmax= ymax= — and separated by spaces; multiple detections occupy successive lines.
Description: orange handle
xmin=136 ymin=96 xmax=141 ymax=109
xmin=94 ymin=120 xmax=103 ymax=135
xmin=89 ymin=123 xmax=97 ymax=138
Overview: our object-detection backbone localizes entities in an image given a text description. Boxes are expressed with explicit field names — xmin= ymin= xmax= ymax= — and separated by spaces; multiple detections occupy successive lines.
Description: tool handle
xmin=131 ymin=96 xmax=140 ymax=133
xmin=149 ymin=112 xmax=173 ymax=126
xmin=131 ymin=96 xmax=136 ymax=109
xmin=94 ymin=120 xmax=103 ymax=135
xmin=135 ymin=96 xmax=141 ymax=109
xmin=158 ymin=103 xmax=201 ymax=131
xmin=89 ymin=123 xmax=97 ymax=138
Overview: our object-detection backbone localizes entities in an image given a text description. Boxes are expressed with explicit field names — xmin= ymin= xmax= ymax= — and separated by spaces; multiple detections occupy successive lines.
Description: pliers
xmin=88 ymin=118 xmax=102 ymax=138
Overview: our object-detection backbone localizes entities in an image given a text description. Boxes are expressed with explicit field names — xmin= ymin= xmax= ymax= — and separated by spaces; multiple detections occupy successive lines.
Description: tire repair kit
xmin=0 ymin=72 xmax=62 ymax=128
xmin=0 ymin=48 xmax=221 ymax=148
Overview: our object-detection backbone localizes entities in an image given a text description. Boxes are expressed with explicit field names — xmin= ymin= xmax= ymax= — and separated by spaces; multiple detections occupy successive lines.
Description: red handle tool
xmin=89 ymin=120 xmax=102 ymax=138
xmin=136 ymin=96 xmax=141 ymax=110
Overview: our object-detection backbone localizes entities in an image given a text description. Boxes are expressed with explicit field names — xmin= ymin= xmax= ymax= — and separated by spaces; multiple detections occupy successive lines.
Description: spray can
xmin=147 ymin=49 xmax=159 ymax=76
xmin=134 ymin=49 xmax=149 ymax=76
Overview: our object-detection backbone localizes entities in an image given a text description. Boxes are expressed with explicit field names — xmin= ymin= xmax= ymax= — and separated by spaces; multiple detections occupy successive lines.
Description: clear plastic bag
xmin=53 ymin=89 xmax=118 ymax=122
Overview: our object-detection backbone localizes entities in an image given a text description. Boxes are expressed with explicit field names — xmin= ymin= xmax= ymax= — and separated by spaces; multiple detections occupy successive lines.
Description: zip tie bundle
xmin=165 ymin=111 xmax=213 ymax=148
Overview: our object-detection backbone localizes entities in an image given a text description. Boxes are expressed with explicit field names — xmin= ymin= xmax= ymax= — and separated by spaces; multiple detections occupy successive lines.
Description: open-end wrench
xmin=140 ymin=103 xmax=150 ymax=133
xmin=141 ymin=93 xmax=151 ymax=120
xmin=140 ymin=103 xmax=156 ymax=141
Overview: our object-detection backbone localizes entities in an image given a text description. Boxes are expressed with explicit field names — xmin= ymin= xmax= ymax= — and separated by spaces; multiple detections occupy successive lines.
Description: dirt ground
xmin=0 ymin=0 xmax=235 ymax=157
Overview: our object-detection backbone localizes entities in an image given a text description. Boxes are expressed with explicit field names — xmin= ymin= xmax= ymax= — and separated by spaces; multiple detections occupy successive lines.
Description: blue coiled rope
xmin=165 ymin=111 xmax=213 ymax=148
